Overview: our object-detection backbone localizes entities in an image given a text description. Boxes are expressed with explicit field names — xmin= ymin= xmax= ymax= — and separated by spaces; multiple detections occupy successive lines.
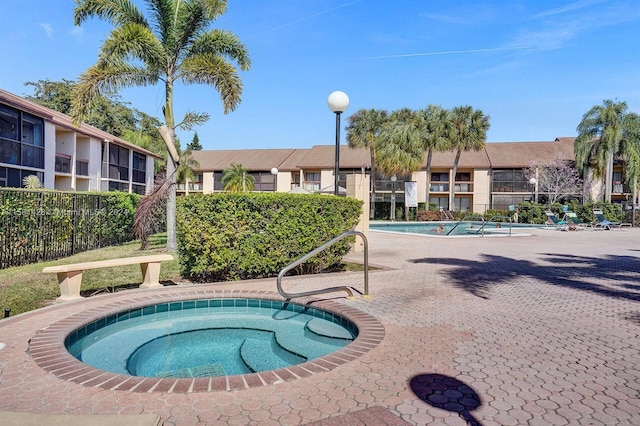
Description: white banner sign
xmin=404 ymin=181 xmax=418 ymax=207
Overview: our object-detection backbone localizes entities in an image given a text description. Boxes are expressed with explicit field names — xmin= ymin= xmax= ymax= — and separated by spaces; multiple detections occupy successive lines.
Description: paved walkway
xmin=1 ymin=227 xmax=639 ymax=425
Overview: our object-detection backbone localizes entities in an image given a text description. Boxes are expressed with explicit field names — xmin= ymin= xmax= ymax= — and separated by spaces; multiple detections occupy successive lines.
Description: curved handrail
xmin=446 ymin=214 xmax=485 ymax=236
xmin=277 ymin=230 xmax=369 ymax=300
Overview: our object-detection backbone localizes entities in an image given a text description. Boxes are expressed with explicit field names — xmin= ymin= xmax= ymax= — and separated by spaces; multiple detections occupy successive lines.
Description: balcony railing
xmin=177 ymin=183 xmax=203 ymax=191
xmin=429 ymin=183 xmax=449 ymax=192
xmin=303 ymin=182 xmax=320 ymax=191
xmin=454 ymin=183 xmax=473 ymax=192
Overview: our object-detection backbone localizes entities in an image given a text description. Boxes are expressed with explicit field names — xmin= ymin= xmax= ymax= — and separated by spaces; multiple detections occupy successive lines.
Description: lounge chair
xmin=592 ymin=209 xmax=632 ymax=230
xmin=545 ymin=211 xmax=569 ymax=230
xmin=563 ymin=211 xmax=602 ymax=231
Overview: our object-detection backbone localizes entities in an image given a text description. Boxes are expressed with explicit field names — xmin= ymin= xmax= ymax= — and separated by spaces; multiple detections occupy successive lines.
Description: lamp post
xmin=529 ymin=177 xmax=537 ymax=203
xmin=271 ymin=167 xmax=278 ymax=192
xmin=328 ymin=91 xmax=349 ymax=196
xmin=390 ymin=175 xmax=397 ymax=221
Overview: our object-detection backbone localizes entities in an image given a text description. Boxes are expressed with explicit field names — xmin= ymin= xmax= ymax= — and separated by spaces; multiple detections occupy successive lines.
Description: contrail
xmin=361 ymin=46 xmax=531 ymax=60
xmin=247 ymin=0 xmax=363 ymax=40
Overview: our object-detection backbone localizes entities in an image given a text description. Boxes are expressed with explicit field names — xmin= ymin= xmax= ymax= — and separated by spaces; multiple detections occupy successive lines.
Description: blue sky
xmin=1 ymin=0 xmax=639 ymax=150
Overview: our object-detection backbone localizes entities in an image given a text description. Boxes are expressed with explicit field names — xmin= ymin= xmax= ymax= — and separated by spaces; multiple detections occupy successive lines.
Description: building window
xmin=55 ymin=154 xmax=72 ymax=174
xmin=454 ymin=196 xmax=471 ymax=212
xmin=0 ymin=106 xmax=44 ymax=171
xmin=291 ymin=171 xmax=301 ymax=189
xmin=132 ymin=152 xmax=147 ymax=184
xmin=492 ymin=169 xmax=527 ymax=192
xmin=213 ymin=172 xmax=224 ymax=191
xmin=430 ymin=172 xmax=450 ymax=192
xmin=431 ymin=196 xmax=449 ymax=210
xmin=76 ymin=159 xmax=89 ymax=176
xmin=250 ymin=171 xmax=276 ymax=191
xmin=103 ymin=143 xmax=130 ymax=182
xmin=0 ymin=166 xmax=43 ymax=188
xmin=303 ymin=171 xmax=321 ymax=191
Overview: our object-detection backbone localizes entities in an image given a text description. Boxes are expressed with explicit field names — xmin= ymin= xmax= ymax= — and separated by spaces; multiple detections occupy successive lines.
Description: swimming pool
xmin=370 ymin=221 xmax=536 ymax=237
xmin=66 ymin=298 xmax=356 ymax=378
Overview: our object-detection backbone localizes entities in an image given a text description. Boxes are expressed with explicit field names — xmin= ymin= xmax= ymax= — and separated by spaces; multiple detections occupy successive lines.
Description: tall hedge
xmin=177 ymin=192 xmax=363 ymax=282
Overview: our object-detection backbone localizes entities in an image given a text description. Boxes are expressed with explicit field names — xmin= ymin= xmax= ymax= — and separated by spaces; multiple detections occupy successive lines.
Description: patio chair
xmin=592 ymin=209 xmax=632 ymax=230
xmin=544 ymin=211 xmax=569 ymax=230
xmin=563 ymin=211 xmax=601 ymax=231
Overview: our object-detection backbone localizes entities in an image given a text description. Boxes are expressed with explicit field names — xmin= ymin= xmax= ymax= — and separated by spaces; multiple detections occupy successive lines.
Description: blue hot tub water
xmin=65 ymin=299 xmax=357 ymax=378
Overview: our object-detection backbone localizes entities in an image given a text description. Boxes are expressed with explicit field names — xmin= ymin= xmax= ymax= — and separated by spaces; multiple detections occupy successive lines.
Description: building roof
xmin=0 ymin=89 xmax=162 ymax=159
xmin=484 ymin=138 xmax=575 ymax=168
xmin=190 ymin=149 xmax=300 ymax=172
xmin=189 ymin=138 xmax=577 ymax=172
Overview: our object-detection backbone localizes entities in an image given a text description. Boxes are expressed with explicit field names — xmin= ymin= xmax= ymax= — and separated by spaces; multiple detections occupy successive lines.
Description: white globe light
xmin=529 ymin=178 xmax=537 ymax=185
xmin=271 ymin=167 xmax=278 ymax=175
xmin=391 ymin=175 xmax=397 ymax=182
xmin=327 ymin=91 xmax=349 ymax=113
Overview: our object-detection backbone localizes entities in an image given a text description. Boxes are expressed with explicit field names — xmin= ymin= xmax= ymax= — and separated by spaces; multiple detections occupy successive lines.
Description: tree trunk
xmin=449 ymin=150 xmax=461 ymax=210
xmin=425 ymin=149 xmax=432 ymax=210
xmin=369 ymin=150 xmax=376 ymax=219
xmin=166 ymin=155 xmax=177 ymax=251
xmin=605 ymin=151 xmax=614 ymax=202
xmin=164 ymin=80 xmax=177 ymax=251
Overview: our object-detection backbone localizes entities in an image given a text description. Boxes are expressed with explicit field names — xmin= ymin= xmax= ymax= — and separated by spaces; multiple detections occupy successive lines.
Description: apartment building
xmin=0 ymin=89 xmax=158 ymax=194
xmin=187 ymin=137 xmax=631 ymax=212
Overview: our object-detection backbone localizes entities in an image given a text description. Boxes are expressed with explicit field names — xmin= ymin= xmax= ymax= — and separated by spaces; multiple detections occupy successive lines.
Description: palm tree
xmin=71 ymin=0 xmax=251 ymax=251
xmin=22 ymin=175 xmax=41 ymax=189
xmin=575 ymin=100 xmax=628 ymax=202
xmin=346 ymin=108 xmax=388 ymax=219
xmin=618 ymin=113 xmax=640 ymax=205
xmin=376 ymin=109 xmax=425 ymax=220
xmin=176 ymin=147 xmax=200 ymax=195
xmin=419 ymin=105 xmax=451 ymax=210
xmin=222 ymin=163 xmax=255 ymax=192
xmin=445 ymin=106 xmax=490 ymax=210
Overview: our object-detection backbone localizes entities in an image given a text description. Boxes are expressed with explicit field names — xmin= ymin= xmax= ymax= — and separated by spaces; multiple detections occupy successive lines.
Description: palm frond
xmin=99 ymin=23 xmax=167 ymax=69
xmin=177 ymin=111 xmax=210 ymax=130
xmin=180 ymin=54 xmax=242 ymax=113
xmin=74 ymin=0 xmax=147 ymax=26
xmin=189 ymin=29 xmax=251 ymax=71
xmin=71 ymin=62 xmax=157 ymax=124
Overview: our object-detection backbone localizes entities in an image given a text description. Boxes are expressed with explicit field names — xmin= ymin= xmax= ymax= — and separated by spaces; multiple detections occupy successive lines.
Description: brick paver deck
xmin=0 ymin=227 xmax=639 ymax=425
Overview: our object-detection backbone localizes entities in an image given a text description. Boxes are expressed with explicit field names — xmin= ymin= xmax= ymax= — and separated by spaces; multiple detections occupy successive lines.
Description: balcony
xmin=303 ymin=182 xmax=320 ymax=191
xmin=454 ymin=183 xmax=473 ymax=192
xmin=177 ymin=183 xmax=203 ymax=191
xmin=429 ymin=183 xmax=449 ymax=192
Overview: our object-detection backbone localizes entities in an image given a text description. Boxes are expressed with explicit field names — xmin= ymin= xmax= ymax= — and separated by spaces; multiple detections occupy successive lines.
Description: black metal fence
xmin=0 ymin=189 xmax=139 ymax=269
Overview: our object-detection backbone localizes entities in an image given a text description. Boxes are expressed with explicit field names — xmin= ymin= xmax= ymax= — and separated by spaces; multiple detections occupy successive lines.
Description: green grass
xmin=0 ymin=234 xmax=181 ymax=316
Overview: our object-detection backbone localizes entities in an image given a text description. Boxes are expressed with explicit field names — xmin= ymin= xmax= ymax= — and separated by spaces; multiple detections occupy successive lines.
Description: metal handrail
xmin=446 ymin=214 xmax=485 ymax=236
xmin=276 ymin=230 xmax=369 ymax=300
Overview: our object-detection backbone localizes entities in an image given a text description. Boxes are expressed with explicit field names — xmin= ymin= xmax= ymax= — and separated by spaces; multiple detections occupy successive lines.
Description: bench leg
xmin=139 ymin=262 xmax=163 ymax=289
xmin=56 ymin=271 xmax=84 ymax=302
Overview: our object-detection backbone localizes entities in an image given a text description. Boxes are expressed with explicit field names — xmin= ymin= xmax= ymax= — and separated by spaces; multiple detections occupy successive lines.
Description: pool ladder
xmin=276 ymin=230 xmax=369 ymax=300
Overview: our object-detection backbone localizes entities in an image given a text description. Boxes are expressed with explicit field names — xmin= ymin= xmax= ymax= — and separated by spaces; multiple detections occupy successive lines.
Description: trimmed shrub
xmin=177 ymin=192 xmax=363 ymax=282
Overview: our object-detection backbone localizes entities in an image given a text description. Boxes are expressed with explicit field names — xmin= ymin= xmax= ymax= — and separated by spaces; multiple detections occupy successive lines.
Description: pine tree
xmin=187 ymin=132 xmax=203 ymax=151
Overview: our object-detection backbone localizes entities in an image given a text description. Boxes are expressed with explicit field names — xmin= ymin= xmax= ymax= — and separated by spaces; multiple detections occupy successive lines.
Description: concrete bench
xmin=42 ymin=254 xmax=174 ymax=302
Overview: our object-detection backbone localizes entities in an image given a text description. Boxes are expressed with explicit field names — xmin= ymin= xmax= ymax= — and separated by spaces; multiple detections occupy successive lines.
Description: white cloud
xmin=39 ymin=23 xmax=53 ymax=39
xmin=68 ymin=26 xmax=84 ymax=43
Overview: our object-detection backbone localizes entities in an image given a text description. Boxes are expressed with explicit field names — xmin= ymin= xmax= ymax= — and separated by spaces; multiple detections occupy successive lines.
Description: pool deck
xmin=1 ymin=227 xmax=639 ymax=425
